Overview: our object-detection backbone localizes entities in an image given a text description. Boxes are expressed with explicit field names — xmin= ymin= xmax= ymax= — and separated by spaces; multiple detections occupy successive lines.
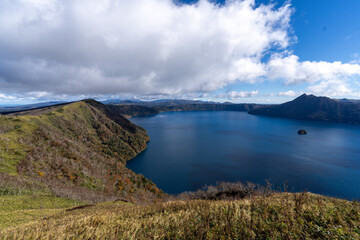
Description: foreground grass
xmin=1 ymin=192 xmax=359 ymax=239
xmin=0 ymin=194 xmax=81 ymax=230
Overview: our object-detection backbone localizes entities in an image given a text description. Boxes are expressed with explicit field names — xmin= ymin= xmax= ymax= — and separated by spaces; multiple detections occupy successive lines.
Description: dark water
xmin=127 ymin=111 xmax=360 ymax=200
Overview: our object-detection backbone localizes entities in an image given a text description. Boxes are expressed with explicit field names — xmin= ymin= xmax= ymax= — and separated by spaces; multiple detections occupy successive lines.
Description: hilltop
xmin=250 ymin=94 xmax=360 ymax=124
xmin=0 ymin=100 xmax=162 ymax=203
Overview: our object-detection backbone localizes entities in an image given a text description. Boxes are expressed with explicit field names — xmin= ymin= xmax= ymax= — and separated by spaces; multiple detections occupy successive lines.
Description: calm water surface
xmin=127 ymin=111 xmax=360 ymax=200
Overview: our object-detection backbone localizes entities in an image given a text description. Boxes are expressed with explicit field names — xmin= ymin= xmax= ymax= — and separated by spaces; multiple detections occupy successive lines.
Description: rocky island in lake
xmin=298 ymin=129 xmax=307 ymax=135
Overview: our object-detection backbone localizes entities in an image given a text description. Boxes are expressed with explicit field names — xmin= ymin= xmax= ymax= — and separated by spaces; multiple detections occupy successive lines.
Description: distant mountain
xmin=101 ymin=98 xmax=263 ymax=118
xmin=102 ymin=99 xmax=215 ymax=107
xmin=101 ymin=99 xmax=142 ymax=105
xmin=250 ymin=94 xmax=360 ymax=124
xmin=143 ymin=99 xmax=215 ymax=106
xmin=154 ymin=103 xmax=262 ymax=113
xmin=335 ymin=98 xmax=360 ymax=104
xmin=0 ymin=101 xmax=65 ymax=114
xmin=110 ymin=103 xmax=263 ymax=118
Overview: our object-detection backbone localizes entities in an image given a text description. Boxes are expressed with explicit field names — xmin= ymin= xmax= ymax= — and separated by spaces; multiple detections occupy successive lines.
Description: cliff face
xmin=108 ymin=104 xmax=160 ymax=118
xmin=249 ymin=94 xmax=360 ymax=124
xmin=0 ymin=100 xmax=162 ymax=202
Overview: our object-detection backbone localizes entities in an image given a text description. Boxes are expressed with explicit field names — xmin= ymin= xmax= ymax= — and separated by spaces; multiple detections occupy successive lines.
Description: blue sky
xmin=191 ymin=0 xmax=360 ymax=103
xmin=181 ymin=0 xmax=360 ymax=63
xmin=0 ymin=0 xmax=360 ymax=105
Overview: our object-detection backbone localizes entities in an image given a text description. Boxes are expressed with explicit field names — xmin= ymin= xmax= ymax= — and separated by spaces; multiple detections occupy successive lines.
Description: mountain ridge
xmin=0 ymin=100 xmax=162 ymax=203
xmin=2 ymin=94 xmax=360 ymax=125
xmin=249 ymin=94 xmax=360 ymax=124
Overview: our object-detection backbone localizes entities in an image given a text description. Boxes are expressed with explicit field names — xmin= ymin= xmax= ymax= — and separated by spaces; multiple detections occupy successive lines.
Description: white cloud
xmin=277 ymin=90 xmax=297 ymax=97
xmin=266 ymin=54 xmax=360 ymax=98
xmin=217 ymin=90 xmax=259 ymax=99
xmin=0 ymin=0 xmax=291 ymax=97
xmin=307 ymin=79 xmax=360 ymax=97
xmin=0 ymin=0 xmax=359 ymax=101
xmin=0 ymin=93 xmax=17 ymax=101
xmin=266 ymin=55 xmax=360 ymax=84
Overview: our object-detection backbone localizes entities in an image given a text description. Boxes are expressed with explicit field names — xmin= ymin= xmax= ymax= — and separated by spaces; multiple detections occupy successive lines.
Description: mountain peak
xmin=250 ymin=94 xmax=360 ymax=124
xmin=297 ymin=93 xmax=315 ymax=99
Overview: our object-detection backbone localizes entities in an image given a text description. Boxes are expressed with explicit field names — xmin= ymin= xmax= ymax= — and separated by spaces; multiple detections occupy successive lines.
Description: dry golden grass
xmin=1 ymin=192 xmax=359 ymax=239
xmin=0 ymin=195 xmax=81 ymax=230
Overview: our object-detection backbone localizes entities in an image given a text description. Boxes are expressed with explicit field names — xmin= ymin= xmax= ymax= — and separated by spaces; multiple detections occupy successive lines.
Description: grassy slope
xmin=0 ymin=195 xmax=81 ymax=230
xmin=0 ymin=115 xmax=37 ymax=174
xmin=1 ymin=192 xmax=359 ymax=239
xmin=0 ymin=100 xmax=162 ymax=203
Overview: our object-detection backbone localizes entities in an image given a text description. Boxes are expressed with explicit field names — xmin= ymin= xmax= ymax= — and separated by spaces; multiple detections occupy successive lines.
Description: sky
xmin=0 ymin=0 xmax=360 ymax=105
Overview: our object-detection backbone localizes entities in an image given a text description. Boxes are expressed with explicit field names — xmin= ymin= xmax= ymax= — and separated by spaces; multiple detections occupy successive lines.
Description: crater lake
xmin=127 ymin=111 xmax=360 ymax=200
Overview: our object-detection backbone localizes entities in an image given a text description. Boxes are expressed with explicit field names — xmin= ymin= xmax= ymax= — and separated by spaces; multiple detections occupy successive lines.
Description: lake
xmin=127 ymin=111 xmax=360 ymax=200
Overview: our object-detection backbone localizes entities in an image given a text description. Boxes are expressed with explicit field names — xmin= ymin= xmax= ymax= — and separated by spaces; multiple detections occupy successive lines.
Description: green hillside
xmin=0 ymin=100 xmax=162 ymax=203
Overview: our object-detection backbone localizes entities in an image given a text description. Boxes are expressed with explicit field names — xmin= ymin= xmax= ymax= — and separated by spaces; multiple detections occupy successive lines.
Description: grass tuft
xmin=1 ymin=192 xmax=359 ymax=239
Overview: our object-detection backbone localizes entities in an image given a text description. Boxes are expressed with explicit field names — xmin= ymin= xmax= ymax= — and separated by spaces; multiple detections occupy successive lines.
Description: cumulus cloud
xmin=0 ymin=0 xmax=291 ymax=98
xmin=266 ymin=55 xmax=360 ymax=84
xmin=266 ymin=54 xmax=360 ymax=98
xmin=0 ymin=0 xmax=359 ymax=100
xmin=307 ymin=79 xmax=360 ymax=97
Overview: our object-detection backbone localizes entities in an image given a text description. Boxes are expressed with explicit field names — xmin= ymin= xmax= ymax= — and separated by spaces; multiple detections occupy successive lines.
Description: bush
xmin=178 ymin=181 xmax=274 ymax=200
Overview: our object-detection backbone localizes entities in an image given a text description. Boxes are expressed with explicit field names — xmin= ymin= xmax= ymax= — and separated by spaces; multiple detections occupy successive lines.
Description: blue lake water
xmin=127 ymin=111 xmax=360 ymax=200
